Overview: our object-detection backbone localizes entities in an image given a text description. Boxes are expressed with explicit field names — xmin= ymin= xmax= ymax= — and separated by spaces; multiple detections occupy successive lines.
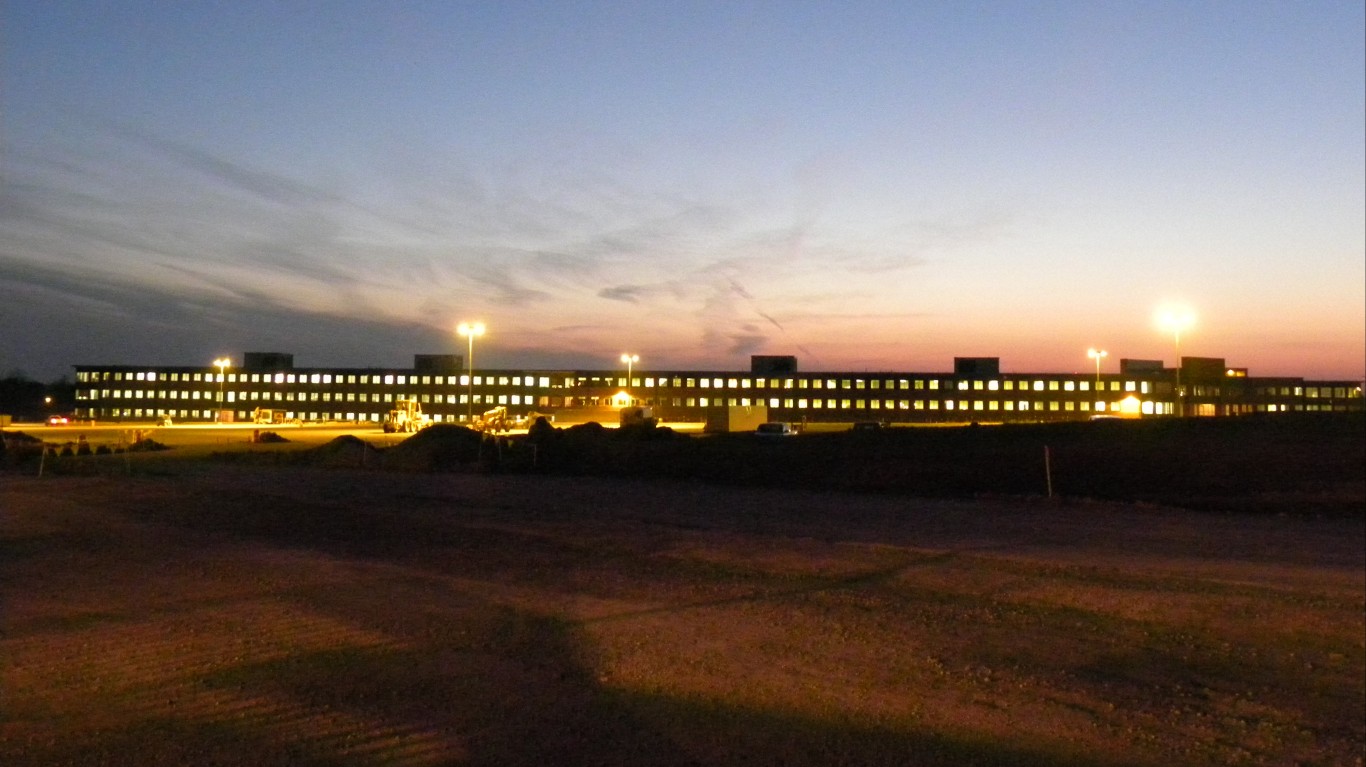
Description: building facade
xmin=71 ymin=353 xmax=1364 ymax=426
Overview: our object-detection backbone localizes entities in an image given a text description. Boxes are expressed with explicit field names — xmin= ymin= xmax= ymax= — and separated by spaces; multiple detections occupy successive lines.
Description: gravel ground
xmin=3 ymin=467 xmax=1362 ymax=766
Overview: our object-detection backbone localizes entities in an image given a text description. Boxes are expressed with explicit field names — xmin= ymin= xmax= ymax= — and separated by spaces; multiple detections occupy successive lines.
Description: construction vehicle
xmin=619 ymin=405 xmax=657 ymax=428
xmin=252 ymin=408 xmax=302 ymax=426
xmin=473 ymin=406 xmax=509 ymax=433
xmin=382 ymin=399 xmax=430 ymax=433
xmin=513 ymin=411 xmax=553 ymax=430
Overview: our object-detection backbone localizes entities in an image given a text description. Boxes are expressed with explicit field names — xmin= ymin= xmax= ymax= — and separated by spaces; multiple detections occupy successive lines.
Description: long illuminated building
xmin=71 ymin=353 xmax=1363 ymax=426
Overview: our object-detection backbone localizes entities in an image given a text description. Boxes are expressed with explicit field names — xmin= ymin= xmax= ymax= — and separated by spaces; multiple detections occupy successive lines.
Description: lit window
xmin=1080 ymin=381 xmax=1089 ymax=391
xmin=1048 ymin=381 xmax=1059 ymax=391
xmin=988 ymin=380 xmax=999 ymax=391
xmin=1064 ymin=381 xmax=1075 ymax=391
xmin=957 ymin=381 xmax=969 ymax=391
xmin=973 ymin=381 xmax=984 ymax=391
xmin=973 ymin=401 xmax=984 ymax=410
xmin=1033 ymin=381 xmax=1044 ymax=391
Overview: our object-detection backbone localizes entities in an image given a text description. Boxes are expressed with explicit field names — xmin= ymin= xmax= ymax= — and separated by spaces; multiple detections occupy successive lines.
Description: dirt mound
xmin=381 ymin=424 xmax=483 ymax=471
xmin=307 ymin=435 xmax=381 ymax=468
xmin=1 ymin=430 xmax=43 ymax=444
xmin=0 ymin=430 xmax=46 ymax=469
xmin=254 ymin=431 xmax=290 ymax=444
xmin=127 ymin=438 xmax=169 ymax=452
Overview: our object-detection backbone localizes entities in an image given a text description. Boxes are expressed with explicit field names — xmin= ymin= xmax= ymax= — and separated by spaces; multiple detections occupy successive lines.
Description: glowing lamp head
xmin=620 ymin=353 xmax=639 ymax=364
xmin=1087 ymin=348 xmax=1108 ymax=361
xmin=1155 ymin=305 xmax=1196 ymax=337
xmin=457 ymin=322 xmax=486 ymax=338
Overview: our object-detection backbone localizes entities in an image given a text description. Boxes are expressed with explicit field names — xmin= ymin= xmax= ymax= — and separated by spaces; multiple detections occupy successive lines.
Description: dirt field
xmin=3 ymin=464 xmax=1363 ymax=766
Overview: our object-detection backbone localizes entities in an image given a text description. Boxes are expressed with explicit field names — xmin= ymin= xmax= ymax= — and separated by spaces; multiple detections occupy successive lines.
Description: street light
xmin=1086 ymin=348 xmax=1107 ymax=394
xmin=620 ymin=353 xmax=638 ymax=403
xmin=212 ymin=357 xmax=231 ymax=423
xmin=1156 ymin=305 xmax=1195 ymax=416
xmin=457 ymin=322 xmax=486 ymax=422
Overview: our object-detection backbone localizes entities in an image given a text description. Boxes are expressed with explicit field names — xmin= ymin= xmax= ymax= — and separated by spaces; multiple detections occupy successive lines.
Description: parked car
xmin=46 ymin=414 xmax=70 ymax=426
xmin=755 ymin=422 xmax=795 ymax=437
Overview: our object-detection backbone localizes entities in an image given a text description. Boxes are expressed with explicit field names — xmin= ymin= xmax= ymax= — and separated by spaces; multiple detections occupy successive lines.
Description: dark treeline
xmin=0 ymin=374 xmax=75 ymax=420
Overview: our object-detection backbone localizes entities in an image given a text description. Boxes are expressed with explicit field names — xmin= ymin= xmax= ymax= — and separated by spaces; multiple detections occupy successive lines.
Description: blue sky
xmin=3 ymin=1 xmax=1363 ymax=381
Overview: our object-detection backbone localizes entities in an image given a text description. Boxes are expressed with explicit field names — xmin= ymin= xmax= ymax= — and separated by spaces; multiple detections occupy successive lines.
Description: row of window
xmin=78 ymin=369 xmax=1162 ymax=393
xmin=83 ymin=400 xmax=1354 ymax=422
xmin=81 ymin=387 xmax=1176 ymax=415
xmin=79 ymin=370 xmax=558 ymax=388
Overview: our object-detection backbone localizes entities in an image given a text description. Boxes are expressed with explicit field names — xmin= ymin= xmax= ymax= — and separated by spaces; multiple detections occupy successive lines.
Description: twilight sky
xmin=3 ymin=1 xmax=1363 ymax=382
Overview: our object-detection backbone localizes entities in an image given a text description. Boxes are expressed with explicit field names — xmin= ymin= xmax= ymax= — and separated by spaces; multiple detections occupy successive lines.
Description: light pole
xmin=458 ymin=322 xmax=485 ymax=422
xmin=212 ymin=357 xmax=230 ymax=423
xmin=620 ymin=353 xmax=638 ymax=404
xmin=1157 ymin=306 xmax=1195 ymax=417
xmin=1086 ymin=348 xmax=1107 ymax=394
